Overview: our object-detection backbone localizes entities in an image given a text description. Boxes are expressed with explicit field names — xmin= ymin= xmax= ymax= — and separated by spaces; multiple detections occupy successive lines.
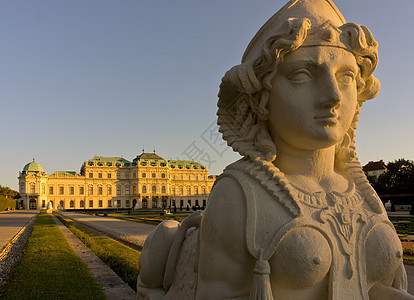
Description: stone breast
xmin=270 ymin=226 xmax=332 ymax=289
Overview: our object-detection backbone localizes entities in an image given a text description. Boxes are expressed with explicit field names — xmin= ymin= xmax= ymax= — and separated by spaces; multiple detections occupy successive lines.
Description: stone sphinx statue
xmin=137 ymin=0 xmax=413 ymax=299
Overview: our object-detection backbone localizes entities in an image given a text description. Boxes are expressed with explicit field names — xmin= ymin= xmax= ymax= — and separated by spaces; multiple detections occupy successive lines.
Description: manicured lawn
xmin=1 ymin=213 xmax=105 ymax=300
xmin=56 ymin=214 xmax=140 ymax=290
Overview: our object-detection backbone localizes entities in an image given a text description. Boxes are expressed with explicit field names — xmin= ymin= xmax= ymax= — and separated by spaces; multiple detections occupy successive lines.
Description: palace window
xmin=30 ymin=184 xmax=35 ymax=194
xmin=172 ymin=187 xmax=175 ymax=195
xmin=179 ymin=187 xmax=183 ymax=196
xmin=142 ymin=173 xmax=146 ymax=178
xmin=161 ymin=173 xmax=166 ymax=178
xmin=161 ymin=186 xmax=166 ymax=194
xmin=89 ymin=200 xmax=93 ymax=208
xmin=107 ymin=173 xmax=112 ymax=179
xmin=80 ymin=200 xmax=84 ymax=208
xmin=49 ymin=186 xmax=54 ymax=195
xmin=202 ymin=187 xmax=206 ymax=194
xmin=79 ymin=186 xmax=84 ymax=195
xmin=188 ymin=187 xmax=191 ymax=196
xmin=142 ymin=185 xmax=147 ymax=193
xmin=126 ymin=199 xmax=130 ymax=207
xmin=152 ymin=185 xmax=156 ymax=194
xmin=188 ymin=175 xmax=191 ymax=180
xmin=99 ymin=200 xmax=103 ymax=208
xmin=108 ymin=200 xmax=112 ymax=207
xmin=195 ymin=175 xmax=198 ymax=180
xmin=98 ymin=173 xmax=102 ymax=178
xmin=195 ymin=186 xmax=199 ymax=195
xmin=117 ymin=200 xmax=121 ymax=208
xmin=70 ymin=200 xmax=74 ymax=208
xmin=117 ymin=185 xmax=121 ymax=195
xmin=59 ymin=186 xmax=64 ymax=195
xmin=152 ymin=198 xmax=157 ymax=208
xmin=59 ymin=200 xmax=64 ymax=208
xmin=125 ymin=185 xmax=130 ymax=195
xmin=41 ymin=184 xmax=46 ymax=194
xmin=142 ymin=199 xmax=147 ymax=209
xmin=117 ymin=172 xmax=120 ymax=179
xmin=98 ymin=186 xmax=103 ymax=195
xmin=70 ymin=186 xmax=74 ymax=195
xmin=133 ymin=186 xmax=137 ymax=194
xmin=20 ymin=183 xmax=25 ymax=193
xmin=125 ymin=173 xmax=129 ymax=179
xmin=88 ymin=186 xmax=93 ymax=195
xmin=89 ymin=173 xmax=93 ymax=178
xmin=152 ymin=173 xmax=156 ymax=178
xmin=108 ymin=186 xmax=112 ymax=195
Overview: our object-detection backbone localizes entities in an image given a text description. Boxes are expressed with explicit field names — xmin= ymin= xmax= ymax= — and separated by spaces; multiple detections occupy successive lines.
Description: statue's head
xmin=217 ymin=0 xmax=379 ymax=167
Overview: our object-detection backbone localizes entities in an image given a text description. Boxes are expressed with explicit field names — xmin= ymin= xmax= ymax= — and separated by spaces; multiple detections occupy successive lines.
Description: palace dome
xmin=23 ymin=159 xmax=45 ymax=174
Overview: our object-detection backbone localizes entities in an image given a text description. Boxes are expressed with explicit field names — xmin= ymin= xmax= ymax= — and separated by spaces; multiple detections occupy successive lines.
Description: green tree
xmin=367 ymin=159 xmax=414 ymax=195
xmin=0 ymin=185 xmax=21 ymax=199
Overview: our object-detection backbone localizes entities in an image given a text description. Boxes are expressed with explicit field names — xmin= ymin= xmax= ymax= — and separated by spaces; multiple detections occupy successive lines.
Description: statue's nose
xmin=317 ymin=74 xmax=341 ymax=109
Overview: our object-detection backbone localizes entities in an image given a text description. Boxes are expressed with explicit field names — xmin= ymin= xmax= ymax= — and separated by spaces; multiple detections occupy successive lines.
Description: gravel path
xmin=0 ymin=213 xmax=38 ymax=296
xmin=52 ymin=214 xmax=136 ymax=300
xmin=58 ymin=211 xmax=156 ymax=248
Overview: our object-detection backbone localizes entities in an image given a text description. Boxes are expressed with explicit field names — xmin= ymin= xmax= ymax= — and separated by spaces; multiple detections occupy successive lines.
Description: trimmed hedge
xmin=0 ymin=196 xmax=17 ymax=211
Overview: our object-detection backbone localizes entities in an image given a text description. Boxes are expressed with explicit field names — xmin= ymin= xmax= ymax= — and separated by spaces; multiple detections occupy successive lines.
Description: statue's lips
xmin=314 ymin=114 xmax=338 ymax=126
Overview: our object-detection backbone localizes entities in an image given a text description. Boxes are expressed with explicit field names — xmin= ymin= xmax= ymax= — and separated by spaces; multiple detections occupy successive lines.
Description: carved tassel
xmin=249 ymin=249 xmax=273 ymax=300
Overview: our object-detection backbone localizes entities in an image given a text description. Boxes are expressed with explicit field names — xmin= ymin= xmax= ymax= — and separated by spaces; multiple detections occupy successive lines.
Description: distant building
xmin=18 ymin=151 xmax=216 ymax=210
xmin=363 ymin=160 xmax=387 ymax=178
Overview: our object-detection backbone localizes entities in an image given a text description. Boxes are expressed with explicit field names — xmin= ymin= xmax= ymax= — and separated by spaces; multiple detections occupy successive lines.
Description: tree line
xmin=0 ymin=185 xmax=21 ymax=199
xmin=366 ymin=159 xmax=414 ymax=195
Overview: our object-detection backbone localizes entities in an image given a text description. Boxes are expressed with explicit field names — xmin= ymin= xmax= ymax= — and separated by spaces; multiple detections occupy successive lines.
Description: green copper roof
xmin=133 ymin=152 xmax=166 ymax=162
xmin=88 ymin=156 xmax=131 ymax=164
xmin=23 ymin=159 xmax=45 ymax=174
xmin=50 ymin=171 xmax=78 ymax=176
xmin=168 ymin=160 xmax=205 ymax=169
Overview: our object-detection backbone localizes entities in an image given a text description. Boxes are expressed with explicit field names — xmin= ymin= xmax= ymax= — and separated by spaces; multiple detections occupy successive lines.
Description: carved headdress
xmin=217 ymin=0 xmax=383 ymax=216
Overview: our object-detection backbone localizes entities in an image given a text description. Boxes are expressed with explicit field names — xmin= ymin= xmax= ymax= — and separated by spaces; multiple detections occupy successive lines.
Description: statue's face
xmin=268 ymin=46 xmax=358 ymax=151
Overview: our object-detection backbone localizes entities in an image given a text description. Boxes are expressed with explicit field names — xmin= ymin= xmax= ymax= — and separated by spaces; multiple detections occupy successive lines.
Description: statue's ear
xmin=358 ymin=75 xmax=380 ymax=101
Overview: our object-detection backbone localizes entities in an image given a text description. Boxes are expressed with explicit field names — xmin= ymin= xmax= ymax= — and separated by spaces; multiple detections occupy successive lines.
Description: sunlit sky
xmin=1 ymin=0 xmax=413 ymax=190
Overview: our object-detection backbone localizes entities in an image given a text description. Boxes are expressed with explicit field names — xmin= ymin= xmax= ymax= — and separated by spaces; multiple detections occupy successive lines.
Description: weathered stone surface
xmin=137 ymin=1 xmax=413 ymax=299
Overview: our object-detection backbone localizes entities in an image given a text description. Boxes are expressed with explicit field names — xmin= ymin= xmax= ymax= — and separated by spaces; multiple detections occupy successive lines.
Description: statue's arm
xmin=369 ymin=263 xmax=414 ymax=300
xmin=369 ymin=283 xmax=414 ymax=299
xmin=196 ymin=177 xmax=253 ymax=300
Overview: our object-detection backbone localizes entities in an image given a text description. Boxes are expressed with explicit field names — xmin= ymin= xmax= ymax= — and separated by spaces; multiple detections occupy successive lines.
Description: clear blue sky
xmin=1 ymin=0 xmax=413 ymax=190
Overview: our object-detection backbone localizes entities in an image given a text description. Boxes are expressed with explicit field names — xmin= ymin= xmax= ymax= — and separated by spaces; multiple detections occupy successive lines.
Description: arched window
xmin=180 ymin=187 xmax=183 ymax=196
xmin=188 ymin=187 xmax=192 ymax=196
xmin=152 ymin=173 xmax=156 ymax=178
xmin=59 ymin=200 xmax=64 ymax=208
xmin=41 ymin=183 xmax=46 ymax=194
xmin=70 ymin=200 xmax=74 ymax=208
xmin=30 ymin=183 xmax=35 ymax=194
xmin=161 ymin=173 xmax=166 ymax=178
xmin=195 ymin=186 xmax=199 ymax=195
xmin=142 ymin=173 xmax=146 ymax=178
xmin=152 ymin=185 xmax=157 ymax=194
xmin=80 ymin=200 xmax=84 ymax=208
xmin=161 ymin=186 xmax=166 ymax=194
xmin=142 ymin=185 xmax=147 ymax=194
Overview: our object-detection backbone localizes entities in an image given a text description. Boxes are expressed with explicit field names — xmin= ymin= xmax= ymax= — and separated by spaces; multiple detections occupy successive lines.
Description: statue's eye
xmin=288 ymin=69 xmax=313 ymax=83
xmin=337 ymin=71 xmax=355 ymax=86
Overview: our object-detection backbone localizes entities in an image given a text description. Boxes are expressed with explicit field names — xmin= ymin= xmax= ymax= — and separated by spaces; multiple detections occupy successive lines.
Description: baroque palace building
xmin=19 ymin=151 xmax=216 ymax=210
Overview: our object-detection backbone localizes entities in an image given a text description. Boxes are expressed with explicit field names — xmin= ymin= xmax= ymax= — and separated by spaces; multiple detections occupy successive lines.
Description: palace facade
xmin=19 ymin=151 xmax=216 ymax=210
